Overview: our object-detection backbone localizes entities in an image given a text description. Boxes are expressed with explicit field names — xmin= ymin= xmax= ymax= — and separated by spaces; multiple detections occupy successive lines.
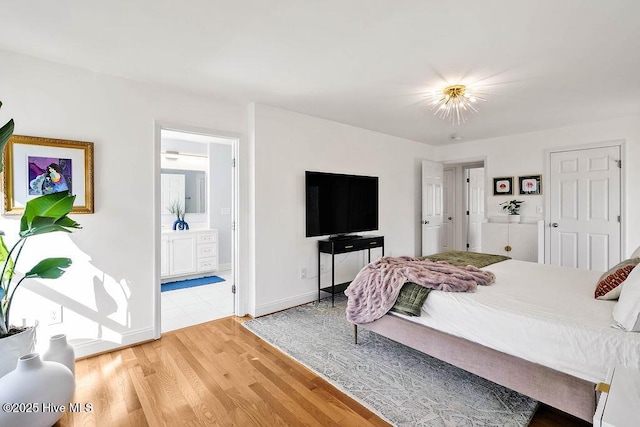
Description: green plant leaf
xmin=19 ymin=213 xmax=81 ymax=238
xmin=24 ymin=257 xmax=72 ymax=279
xmin=54 ymin=216 xmax=81 ymax=229
xmin=20 ymin=192 xmax=77 ymax=233
xmin=0 ymin=236 xmax=14 ymax=288
xmin=0 ymin=117 xmax=14 ymax=174
xmin=20 ymin=224 xmax=75 ymax=238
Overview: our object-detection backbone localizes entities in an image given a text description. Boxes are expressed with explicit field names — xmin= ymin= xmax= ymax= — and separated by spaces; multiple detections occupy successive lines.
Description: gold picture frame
xmin=3 ymin=135 xmax=94 ymax=214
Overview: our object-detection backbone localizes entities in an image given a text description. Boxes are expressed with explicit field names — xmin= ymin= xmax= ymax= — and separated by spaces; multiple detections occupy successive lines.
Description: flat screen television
xmin=305 ymin=171 xmax=379 ymax=238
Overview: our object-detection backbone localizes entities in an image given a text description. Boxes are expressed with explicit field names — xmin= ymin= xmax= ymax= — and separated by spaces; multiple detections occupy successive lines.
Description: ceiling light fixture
xmin=428 ymin=84 xmax=484 ymax=125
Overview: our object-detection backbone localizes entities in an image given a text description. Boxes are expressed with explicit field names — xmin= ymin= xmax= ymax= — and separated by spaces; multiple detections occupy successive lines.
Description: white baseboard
xmin=71 ymin=326 xmax=156 ymax=359
xmin=254 ymin=291 xmax=320 ymax=317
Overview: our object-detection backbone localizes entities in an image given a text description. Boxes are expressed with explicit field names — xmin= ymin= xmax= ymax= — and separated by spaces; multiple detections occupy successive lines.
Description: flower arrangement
xmin=167 ymin=200 xmax=185 ymax=222
xmin=499 ymin=199 xmax=524 ymax=216
xmin=167 ymin=201 xmax=189 ymax=231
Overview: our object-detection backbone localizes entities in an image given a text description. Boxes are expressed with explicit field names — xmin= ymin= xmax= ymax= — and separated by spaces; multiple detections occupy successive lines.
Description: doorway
xmin=441 ymin=161 xmax=486 ymax=252
xmin=155 ymin=127 xmax=239 ymax=334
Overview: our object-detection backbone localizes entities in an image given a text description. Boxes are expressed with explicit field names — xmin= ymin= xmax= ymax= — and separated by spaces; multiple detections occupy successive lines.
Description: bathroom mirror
xmin=161 ymin=168 xmax=206 ymax=214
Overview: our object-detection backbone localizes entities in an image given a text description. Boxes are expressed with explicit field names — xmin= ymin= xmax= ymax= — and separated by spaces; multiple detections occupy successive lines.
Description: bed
xmin=349 ymin=254 xmax=640 ymax=422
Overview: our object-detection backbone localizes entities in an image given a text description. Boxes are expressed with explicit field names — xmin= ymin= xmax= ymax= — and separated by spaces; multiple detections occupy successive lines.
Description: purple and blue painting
xmin=28 ymin=156 xmax=72 ymax=195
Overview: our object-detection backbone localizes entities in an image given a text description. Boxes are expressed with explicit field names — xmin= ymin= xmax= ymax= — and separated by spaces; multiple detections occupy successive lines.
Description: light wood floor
xmin=57 ymin=316 xmax=590 ymax=426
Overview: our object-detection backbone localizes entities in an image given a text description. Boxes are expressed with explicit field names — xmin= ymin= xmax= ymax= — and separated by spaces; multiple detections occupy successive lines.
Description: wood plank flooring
xmin=57 ymin=316 xmax=591 ymax=426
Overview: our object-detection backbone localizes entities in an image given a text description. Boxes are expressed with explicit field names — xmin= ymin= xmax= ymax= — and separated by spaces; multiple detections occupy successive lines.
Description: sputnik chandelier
xmin=428 ymin=84 xmax=485 ymax=125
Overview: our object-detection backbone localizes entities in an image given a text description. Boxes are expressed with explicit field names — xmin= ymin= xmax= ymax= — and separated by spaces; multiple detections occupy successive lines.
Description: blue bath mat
xmin=161 ymin=275 xmax=225 ymax=292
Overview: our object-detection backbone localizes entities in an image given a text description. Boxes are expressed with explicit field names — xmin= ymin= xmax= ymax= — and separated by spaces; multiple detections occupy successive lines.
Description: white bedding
xmin=392 ymin=259 xmax=640 ymax=383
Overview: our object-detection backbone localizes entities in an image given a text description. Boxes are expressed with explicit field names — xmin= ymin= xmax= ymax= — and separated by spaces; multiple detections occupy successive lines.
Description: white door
xmin=160 ymin=236 xmax=170 ymax=277
xmin=465 ymin=167 xmax=485 ymax=252
xmin=549 ymin=146 xmax=621 ymax=270
xmin=442 ymin=168 xmax=455 ymax=252
xmin=422 ymin=160 xmax=444 ymax=256
xmin=161 ymin=173 xmax=186 ymax=213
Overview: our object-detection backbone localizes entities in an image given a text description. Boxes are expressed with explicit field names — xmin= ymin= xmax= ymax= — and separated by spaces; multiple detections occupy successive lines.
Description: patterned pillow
xmin=595 ymin=258 xmax=640 ymax=300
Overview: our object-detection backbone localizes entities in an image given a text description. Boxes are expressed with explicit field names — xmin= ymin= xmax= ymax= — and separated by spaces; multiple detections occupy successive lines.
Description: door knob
xmin=448 ymin=217 xmax=453 ymax=220
xmin=422 ymin=220 xmax=430 ymax=224
xmin=550 ymin=222 xmax=559 ymax=228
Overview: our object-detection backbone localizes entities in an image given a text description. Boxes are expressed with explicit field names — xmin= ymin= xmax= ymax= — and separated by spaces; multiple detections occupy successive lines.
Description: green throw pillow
xmin=390 ymin=282 xmax=432 ymax=317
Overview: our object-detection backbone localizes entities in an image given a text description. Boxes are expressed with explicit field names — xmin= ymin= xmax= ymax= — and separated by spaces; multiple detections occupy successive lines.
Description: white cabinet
xmin=594 ymin=367 xmax=640 ymax=427
xmin=196 ymin=230 xmax=218 ymax=273
xmin=481 ymin=222 xmax=538 ymax=262
xmin=161 ymin=229 xmax=218 ymax=279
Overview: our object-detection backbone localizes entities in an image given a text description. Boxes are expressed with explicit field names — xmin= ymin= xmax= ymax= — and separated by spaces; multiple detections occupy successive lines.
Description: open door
xmin=442 ymin=168 xmax=455 ymax=252
xmin=421 ymin=160 xmax=444 ymax=256
xmin=465 ymin=167 xmax=485 ymax=252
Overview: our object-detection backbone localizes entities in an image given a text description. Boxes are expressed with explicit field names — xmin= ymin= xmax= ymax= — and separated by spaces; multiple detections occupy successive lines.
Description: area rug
xmin=243 ymin=295 xmax=538 ymax=427
xmin=161 ymin=275 xmax=225 ymax=292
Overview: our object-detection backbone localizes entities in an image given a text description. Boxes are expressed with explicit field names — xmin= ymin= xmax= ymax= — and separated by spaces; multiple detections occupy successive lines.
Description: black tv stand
xmin=318 ymin=235 xmax=384 ymax=307
xmin=329 ymin=234 xmax=362 ymax=241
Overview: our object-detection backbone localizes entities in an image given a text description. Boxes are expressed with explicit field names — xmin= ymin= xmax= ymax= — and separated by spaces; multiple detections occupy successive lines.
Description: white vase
xmin=0 ymin=326 xmax=36 ymax=378
xmin=508 ymin=214 xmax=521 ymax=223
xmin=0 ymin=352 xmax=75 ymax=427
xmin=43 ymin=334 xmax=75 ymax=377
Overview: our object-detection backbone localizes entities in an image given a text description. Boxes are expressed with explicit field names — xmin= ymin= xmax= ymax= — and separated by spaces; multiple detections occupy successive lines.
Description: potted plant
xmin=168 ymin=200 xmax=189 ymax=230
xmin=500 ymin=199 xmax=524 ymax=223
xmin=0 ymin=101 xmax=81 ymax=376
xmin=0 ymin=192 xmax=81 ymax=376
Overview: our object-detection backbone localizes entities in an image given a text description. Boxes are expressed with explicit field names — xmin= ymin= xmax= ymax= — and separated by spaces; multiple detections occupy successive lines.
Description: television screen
xmin=305 ymin=171 xmax=379 ymax=237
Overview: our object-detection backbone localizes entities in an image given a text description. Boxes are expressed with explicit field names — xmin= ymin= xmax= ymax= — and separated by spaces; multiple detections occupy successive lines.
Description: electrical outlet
xmin=536 ymin=205 xmax=543 ymax=214
xmin=300 ymin=267 xmax=307 ymax=279
xmin=48 ymin=305 xmax=63 ymax=325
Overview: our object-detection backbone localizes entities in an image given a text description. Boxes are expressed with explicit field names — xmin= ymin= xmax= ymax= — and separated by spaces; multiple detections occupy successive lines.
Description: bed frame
xmin=355 ymin=315 xmax=597 ymax=422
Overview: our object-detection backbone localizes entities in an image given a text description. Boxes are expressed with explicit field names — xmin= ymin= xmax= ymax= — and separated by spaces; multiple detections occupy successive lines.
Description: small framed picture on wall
xmin=519 ymin=175 xmax=542 ymax=195
xmin=493 ymin=177 xmax=513 ymax=195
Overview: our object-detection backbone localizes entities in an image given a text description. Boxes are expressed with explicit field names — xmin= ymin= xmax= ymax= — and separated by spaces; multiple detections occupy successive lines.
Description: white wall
xmin=0 ymin=49 xmax=247 ymax=357
xmin=5 ymin=47 xmax=637 ymax=357
xmin=251 ymin=104 xmax=435 ymax=316
xmin=436 ymin=115 xmax=640 ymax=257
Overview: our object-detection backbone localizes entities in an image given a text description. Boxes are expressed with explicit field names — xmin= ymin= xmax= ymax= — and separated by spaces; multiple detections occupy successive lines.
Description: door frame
xmin=543 ymin=140 xmax=626 ymax=265
xmin=153 ymin=121 xmax=242 ymax=339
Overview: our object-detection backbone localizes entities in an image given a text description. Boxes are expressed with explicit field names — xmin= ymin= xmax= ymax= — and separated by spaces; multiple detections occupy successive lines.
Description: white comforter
xmin=392 ymin=259 xmax=640 ymax=383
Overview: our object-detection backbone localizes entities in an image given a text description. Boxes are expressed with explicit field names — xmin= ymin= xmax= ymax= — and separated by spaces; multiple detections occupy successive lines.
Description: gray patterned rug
xmin=243 ymin=295 xmax=538 ymax=427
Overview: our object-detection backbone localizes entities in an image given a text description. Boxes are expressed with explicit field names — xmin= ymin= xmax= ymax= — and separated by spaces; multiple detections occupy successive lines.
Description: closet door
xmin=548 ymin=146 xmax=621 ymax=270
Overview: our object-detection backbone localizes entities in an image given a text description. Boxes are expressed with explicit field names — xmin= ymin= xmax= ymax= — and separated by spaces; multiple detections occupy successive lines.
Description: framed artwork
xmin=3 ymin=135 xmax=94 ymax=214
xmin=519 ymin=175 xmax=542 ymax=195
xmin=493 ymin=177 xmax=513 ymax=195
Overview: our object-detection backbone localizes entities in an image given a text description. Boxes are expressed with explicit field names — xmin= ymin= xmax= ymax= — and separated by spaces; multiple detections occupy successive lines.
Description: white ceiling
xmin=1 ymin=1 xmax=639 ymax=145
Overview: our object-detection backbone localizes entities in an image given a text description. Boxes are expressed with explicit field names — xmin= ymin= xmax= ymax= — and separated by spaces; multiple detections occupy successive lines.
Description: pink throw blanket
xmin=345 ymin=256 xmax=495 ymax=324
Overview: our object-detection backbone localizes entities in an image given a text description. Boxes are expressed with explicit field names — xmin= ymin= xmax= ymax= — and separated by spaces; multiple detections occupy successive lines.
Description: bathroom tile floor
xmin=161 ymin=270 xmax=234 ymax=333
